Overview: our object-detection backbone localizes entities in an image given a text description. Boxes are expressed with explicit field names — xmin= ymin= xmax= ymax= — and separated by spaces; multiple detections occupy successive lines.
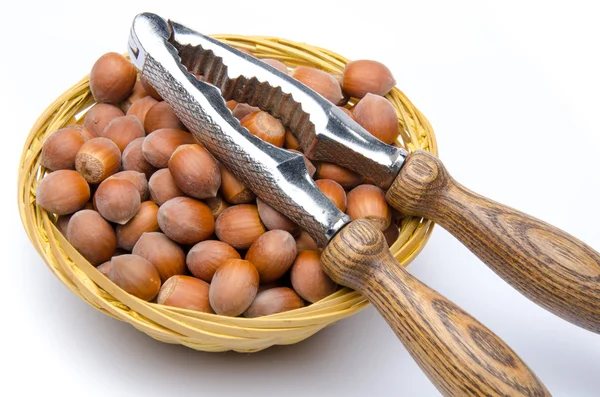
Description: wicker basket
xmin=17 ymin=35 xmax=437 ymax=352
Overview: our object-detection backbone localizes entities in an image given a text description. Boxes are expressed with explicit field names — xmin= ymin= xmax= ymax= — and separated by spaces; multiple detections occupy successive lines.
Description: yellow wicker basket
xmin=18 ymin=35 xmax=437 ymax=352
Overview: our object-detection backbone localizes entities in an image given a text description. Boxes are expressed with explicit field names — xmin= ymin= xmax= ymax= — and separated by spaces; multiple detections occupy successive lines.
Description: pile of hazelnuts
xmin=35 ymin=48 xmax=402 ymax=318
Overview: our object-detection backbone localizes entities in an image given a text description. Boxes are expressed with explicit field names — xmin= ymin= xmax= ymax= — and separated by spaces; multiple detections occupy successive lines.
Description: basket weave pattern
xmin=18 ymin=35 xmax=437 ymax=352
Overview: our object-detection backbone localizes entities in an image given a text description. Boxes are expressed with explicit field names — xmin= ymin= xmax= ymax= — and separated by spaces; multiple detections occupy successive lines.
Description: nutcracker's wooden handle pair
xmin=322 ymin=220 xmax=550 ymax=396
xmin=386 ymin=150 xmax=600 ymax=333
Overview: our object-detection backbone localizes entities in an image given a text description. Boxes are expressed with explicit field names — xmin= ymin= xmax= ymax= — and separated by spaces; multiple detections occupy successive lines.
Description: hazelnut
xmin=40 ymin=126 xmax=86 ymax=170
xmin=204 ymin=195 xmax=230 ymax=218
xmin=284 ymin=129 xmax=300 ymax=150
xmin=67 ymin=210 xmax=116 ymax=265
xmin=243 ymin=287 xmax=304 ymax=318
xmin=186 ymin=240 xmax=241 ymax=282
xmin=215 ymin=204 xmax=266 ymax=249
xmin=157 ymin=197 xmax=214 ymax=245
xmin=36 ymin=170 xmax=90 ymax=215
xmin=100 ymin=115 xmax=145 ymax=152
xmin=109 ymin=254 xmax=161 ymax=301
xmin=148 ymin=168 xmax=184 ymax=206
xmin=245 ymin=230 xmax=297 ymax=283
xmin=219 ymin=165 xmax=255 ymax=204
xmin=83 ymin=103 xmax=125 ymax=137
xmin=209 ymin=259 xmax=259 ymax=316
xmin=261 ymin=58 xmax=288 ymax=74
xmin=315 ymin=179 xmax=346 ymax=211
xmin=94 ymin=178 xmax=141 ymax=224
xmin=168 ymin=144 xmax=221 ymax=199
xmin=140 ymin=77 xmax=162 ymax=100
xmin=116 ymin=201 xmax=159 ymax=250
xmin=120 ymin=80 xmax=148 ymax=112
xmin=142 ymin=128 xmax=195 ymax=168
xmin=342 ymin=59 xmax=396 ymax=98
xmin=346 ymin=184 xmax=391 ymax=231
xmin=143 ymin=101 xmax=185 ymax=133
xmin=352 ymin=93 xmax=399 ymax=144
xmin=256 ymin=198 xmax=301 ymax=237
xmin=132 ymin=232 xmax=185 ymax=282
xmin=157 ymin=275 xmax=213 ymax=313
xmin=383 ymin=222 xmax=400 ymax=247
xmin=108 ymin=170 xmax=149 ymax=201
xmin=314 ymin=162 xmax=362 ymax=189
xmin=89 ymin=52 xmax=137 ymax=103
xmin=126 ymin=96 xmax=158 ymax=126
xmin=290 ymin=250 xmax=336 ymax=303
xmin=231 ymin=103 xmax=260 ymax=120
xmin=338 ymin=106 xmax=356 ymax=121
xmin=121 ymin=137 xmax=157 ymax=179
xmin=291 ymin=66 xmax=344 ymax=105
xmin=75 ymin=137 xmax=121 ymax=184
xmin=295 ymin=231 xmax=319 ymax=252
xmin=240 ymin=111 xmax=285 ymax=147
xmin=97 ymin=260 xmax=112 ymax=277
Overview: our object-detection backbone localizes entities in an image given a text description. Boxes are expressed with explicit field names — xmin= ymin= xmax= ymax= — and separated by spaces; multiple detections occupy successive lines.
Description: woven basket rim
xmin=18 ymin=34 xmax=437 ymax=352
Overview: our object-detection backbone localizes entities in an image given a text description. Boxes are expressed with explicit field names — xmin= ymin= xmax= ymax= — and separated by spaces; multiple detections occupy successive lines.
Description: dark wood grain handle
xmin=321 ymin=220 xmax=550 ymax=397
xmin=386 ymin=150 xmax=600 ymax=333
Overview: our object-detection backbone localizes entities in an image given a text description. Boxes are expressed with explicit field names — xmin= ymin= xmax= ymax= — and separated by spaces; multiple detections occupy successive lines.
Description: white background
xmin=2 ymin=1 xmax=599 ymax=396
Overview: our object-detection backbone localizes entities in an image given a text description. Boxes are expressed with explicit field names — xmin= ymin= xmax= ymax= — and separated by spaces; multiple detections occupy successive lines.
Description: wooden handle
xmin=321 ymin=220 xmax=550 ymax=397
xmin=386 ymin=150 xmax=600 ymax=333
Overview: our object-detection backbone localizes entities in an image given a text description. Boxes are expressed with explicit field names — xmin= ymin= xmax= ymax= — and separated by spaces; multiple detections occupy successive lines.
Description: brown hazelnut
xmin=40 ymin=126 xmax=86 ymax=170
xmin=315 ymin=179 xmax=346 ymax=211
xmin=342 ymin=60 xmax=396 ymax=98
xmin=215 ymin=204 xmax=266 ymax=249
xmin=261 ymin=58 xmax=289 ymax=74
xmin=122 ymin=137 xmax=157 ymax=178
xmin=204 ymin=195 xmax=230 ymax=219
xmin=109 ymin=254 xmax=161 ymax=301
xmin=67 ymin=209 xmax=116 ymax=265
xmin=314 ymin=162 xmax=362 ymax=189
xmin=157 ymin=275 xmax=213 ymax=313
xmin=284 ymin=129 xmax=300 ymax=150
xmin=231 ymin=103 xmax=260 ymax=120
xmin=36 ymin=170 xmax=90 ymax=215
xmin=209 ymin=259 xmax=259 ymax=316
xmin=142 ymin=128 xmax=195 ymax=168
xmin=89 ymin=52 xmax=137 ymax=104
xmin=94 ymin=178 xmax=141 ymax=224
xmin=132 ymin=232 xmax=185 ymax=282
xmin=100 ymin=115 xmax=145 ymax=152
xmin=240 ymin=111 xmax=285 ymax=147
xmin=245 ymin=230 xmax=297 ymax=283
xmin=219 ymin=165 xmax=255 ymax=204
xmin=148 ymin=168 xmax=184 ymax=206
xmin=291 ymin=66 xmax=344 ymax=105
xmin=383 ymin=222 xmax=400 ymax=247
xmin=75 ymin=137 xmax=121 ymax=184
xmin=83 ymin=103 xmax=125 ymax=137
xmin=290 ymin=250 xmax=336 ymax=303
xmin=256 ymin=198 xmax=301 ymax=237
xmin=352 ymin=93 xmax=399 ymax=144
xmin=126 ymin=96 xmax=158 ymax=126
xmin=120 ymin=80 xmax=148 ymax=112
xmin=186 ymin=240 xmax=241 ymax=282
xmin=338 ymin=106 xmax=356 ymax=121
xmin=168 ymin=144 xmax=221 ymax=199
xmin=97 ymin=260 xmax=112 ymax=277
xmin=140 ymin=77 xmax=162 ymax=100
xmin=108 ymin=170 xmax=149 ymax=201
xmin=116 ymin=201 xmax=159 ymax=250
xmin=346 ymin=184 xmax=391 ymax=231
xmin=295 ymin=231 xmax=319 ymax=252
xmin=157 ymin=197 xmax=214 ymax=245
xmin=80 ymin=126 xmax=96 ymax=141
xmin=143 ymin=101 xmax=185 ymax=133
xmin=243 ymin=287 xmax=304 ymax=318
